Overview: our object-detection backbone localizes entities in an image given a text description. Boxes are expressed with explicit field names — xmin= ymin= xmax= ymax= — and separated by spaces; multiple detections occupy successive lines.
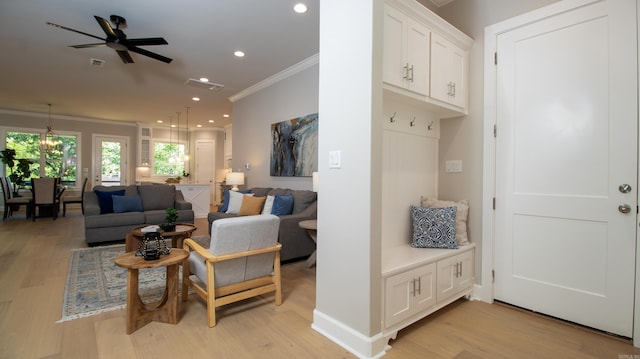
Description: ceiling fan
xmin=47 ymin=15 xmax=172 ymax=64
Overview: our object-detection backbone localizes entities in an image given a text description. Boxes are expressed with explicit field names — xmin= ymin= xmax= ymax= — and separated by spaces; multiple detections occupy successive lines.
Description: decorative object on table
xmin=0 ymin=148 xmax=33 ymax=196
xmin=159 ymin=207 xmax=178 ymax=231
xmin=270 ymin=113 xmax=318 ymax=177
xmin=136 ymin=231 xmax=170 ymax=260
xmin=225 ymin=172 xmax=244 ymax=191
xmin=182 ymin=170 xmax=190 ymax=178
xmin=165 ymin=176 xmax=181 ymax=184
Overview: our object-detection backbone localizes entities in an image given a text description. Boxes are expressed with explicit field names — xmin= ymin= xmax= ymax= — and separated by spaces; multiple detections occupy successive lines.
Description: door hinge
xmin=494 ymin=52 xmax=497 ymax=65
xmin=492 ymin=270 xmax=495 ymax=283
xmin=493 ymin=124 xmax=497 ymax=137
xmin=493 ymin=197 xmax=496 ymax=210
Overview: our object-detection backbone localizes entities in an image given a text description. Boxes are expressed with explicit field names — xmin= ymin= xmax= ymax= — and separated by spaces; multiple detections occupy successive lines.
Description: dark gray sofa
xmin=207 ymin=187 xmax=317 ymax=262
xmin=84 ymin=184 xmax=194 ymax=245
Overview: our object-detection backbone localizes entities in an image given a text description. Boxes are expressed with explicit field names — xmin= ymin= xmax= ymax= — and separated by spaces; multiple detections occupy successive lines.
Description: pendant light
xmin=41 ymin=103 xmax=57 ymax=149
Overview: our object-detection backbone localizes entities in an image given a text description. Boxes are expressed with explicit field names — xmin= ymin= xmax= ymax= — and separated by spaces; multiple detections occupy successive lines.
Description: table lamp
xmin=226 ymin=172 xmax=245 ymax=191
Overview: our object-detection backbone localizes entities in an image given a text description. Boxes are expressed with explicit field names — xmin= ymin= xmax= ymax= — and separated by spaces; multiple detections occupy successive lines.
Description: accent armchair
xmin=182 ymin=214 xmax=282 ymax=327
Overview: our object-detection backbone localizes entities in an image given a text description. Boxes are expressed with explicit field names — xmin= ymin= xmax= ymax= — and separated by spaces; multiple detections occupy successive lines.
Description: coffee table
xmin=113 ymin=249 xmax=189 ymax=334
xmin=125 ymin=223 xmax=197 ymax=253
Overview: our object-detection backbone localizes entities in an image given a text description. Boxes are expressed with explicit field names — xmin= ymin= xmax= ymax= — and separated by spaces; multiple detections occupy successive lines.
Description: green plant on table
xmin=0 ymin=148 xmax=33 ymax=195
xmin=165 ymin=207 xmax=178 ymax=224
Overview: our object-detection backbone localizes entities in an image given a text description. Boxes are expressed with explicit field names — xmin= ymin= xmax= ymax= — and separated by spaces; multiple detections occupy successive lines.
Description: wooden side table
xmin=299 ymin=219 xmax=317 ymax=268
xmin=113 ymin=249 xmax=189 ymax=334
xmin=125 ymin=223 xmax=197 ymax=253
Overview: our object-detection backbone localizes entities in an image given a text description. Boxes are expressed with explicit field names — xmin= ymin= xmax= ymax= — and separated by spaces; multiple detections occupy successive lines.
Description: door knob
xmin=619 ymin=204 xmax=632 ymax=214
xmin=619 ymin=184 xmax=632 ymax=193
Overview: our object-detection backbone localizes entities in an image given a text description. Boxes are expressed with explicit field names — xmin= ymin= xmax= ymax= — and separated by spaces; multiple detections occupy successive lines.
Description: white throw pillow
xmin=420 ymin=196 xmax=470 ymax=245
xmin=261 ymin=195 xmax=275 ymax=215
xmin=226 ymin=191 xmax=254 ymax=214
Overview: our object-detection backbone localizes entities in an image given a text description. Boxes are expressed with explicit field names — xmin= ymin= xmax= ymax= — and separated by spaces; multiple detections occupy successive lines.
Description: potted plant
xmin=159 ymin=207 xmax=178 ymax=232
xmin=0 ymin=149 xmax=33 ymax=196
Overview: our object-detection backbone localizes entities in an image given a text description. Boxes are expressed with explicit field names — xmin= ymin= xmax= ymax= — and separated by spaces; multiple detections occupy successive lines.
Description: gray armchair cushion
xmin=139 ymin=184 xmax=175 ymax=210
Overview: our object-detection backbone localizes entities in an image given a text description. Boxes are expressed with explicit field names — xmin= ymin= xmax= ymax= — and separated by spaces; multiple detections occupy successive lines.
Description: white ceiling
xmin=0 ymin=0 xmax=320 ymax=129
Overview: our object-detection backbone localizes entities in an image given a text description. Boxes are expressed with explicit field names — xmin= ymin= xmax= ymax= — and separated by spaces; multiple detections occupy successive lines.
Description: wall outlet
xmin=445 ymin=160 xmax=462 ymax=173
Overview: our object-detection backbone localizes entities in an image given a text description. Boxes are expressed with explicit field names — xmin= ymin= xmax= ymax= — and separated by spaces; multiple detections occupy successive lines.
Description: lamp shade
xmin=226 ymin=172 xmax=245 ymax=191
xmin=312 ymin=171 xmax=318 ymax=192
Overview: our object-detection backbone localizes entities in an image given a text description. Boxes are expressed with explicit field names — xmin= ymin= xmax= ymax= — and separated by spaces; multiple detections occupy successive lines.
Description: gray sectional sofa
xmin=84 ymin=184 xmax=194 ymax=245
xmin=207 ymin=187 xmax=317 ymax=262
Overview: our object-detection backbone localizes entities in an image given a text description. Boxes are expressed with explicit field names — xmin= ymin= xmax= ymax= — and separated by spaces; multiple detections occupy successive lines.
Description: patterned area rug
xmin=59 ymin=236 xmax=209 ymax=323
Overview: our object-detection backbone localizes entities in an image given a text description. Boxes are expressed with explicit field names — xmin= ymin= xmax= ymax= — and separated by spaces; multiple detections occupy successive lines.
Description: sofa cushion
xmin=139 ymin=184 xmax=175 ymax=210
xmin=238 ymin=195 xmax=266 ymax=216
xmin=290 ymin=190 xmax=317 ymax=214
xmin=262 ymin=195 xmax=275 ymax=215
xmin=226 ymin=191 xmax=254 ymax=214
xmin=272 ymin=193 xmax=294 ymax=216
xmin=112 ymin=195 xmax=143 ymax=213
xmin=219 ymin=189 xmax=252 ymax=213
xmin=85 ymin=211 xmax=145 ymax=228
xmin=94 ymin=189 xmax=125 ymax=214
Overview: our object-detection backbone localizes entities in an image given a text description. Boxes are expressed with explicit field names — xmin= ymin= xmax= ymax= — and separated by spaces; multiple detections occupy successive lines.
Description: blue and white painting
xmin=270 ymin=113 xmax=318 ymax=177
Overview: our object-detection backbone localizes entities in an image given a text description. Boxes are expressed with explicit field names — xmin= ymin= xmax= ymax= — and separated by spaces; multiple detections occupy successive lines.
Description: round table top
xmin=298 ymin=219 xmax=317 ymax=230
xmin=131 ymin=223 xmax=197 ymax=237
xmin=114 ymin=248 xmax=189 ymax=269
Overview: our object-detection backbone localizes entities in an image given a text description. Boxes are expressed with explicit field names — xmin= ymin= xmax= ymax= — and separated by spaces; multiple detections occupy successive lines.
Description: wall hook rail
xmin=427 ymin=121 xmax=434 ymax=130
xmin=410 ymin=116 xmax=416 ymax=127
xmin=390 ymin=112 xmax=396 ymax=123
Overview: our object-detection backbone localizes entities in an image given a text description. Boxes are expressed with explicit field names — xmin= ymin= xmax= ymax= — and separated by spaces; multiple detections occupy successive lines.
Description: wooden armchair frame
xmin=182 ymin=238 xmax=282 ymax=327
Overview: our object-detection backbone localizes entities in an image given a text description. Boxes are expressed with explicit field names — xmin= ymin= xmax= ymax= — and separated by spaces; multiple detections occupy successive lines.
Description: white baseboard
xmin=312 ymin=309 xmax=388 ymax=359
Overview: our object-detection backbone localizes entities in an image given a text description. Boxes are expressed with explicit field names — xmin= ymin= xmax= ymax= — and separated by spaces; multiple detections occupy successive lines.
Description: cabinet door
xmin=430 ymin=33 xmax=467 ymax=108
xmin=412 ymin=263 xmax=436 ymax=312
xmin=456 ymin=249 xmax=474 ymax=290
xmin=436 ymin=254 xmax=459 ymax=303
xmin=383 ymin=4 xmax=407 ymax=89
xmin=385 ymin=270 xmax=415 ymax=327
xmin=405 ymin=19 xmax=430 ymax=95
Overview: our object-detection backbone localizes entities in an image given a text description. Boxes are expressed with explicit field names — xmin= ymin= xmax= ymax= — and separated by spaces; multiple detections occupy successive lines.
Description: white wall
xmin=230 ymin=63 xmax=319 ymax=191
xmin=423 ymin=0 xmax=561 ymax=283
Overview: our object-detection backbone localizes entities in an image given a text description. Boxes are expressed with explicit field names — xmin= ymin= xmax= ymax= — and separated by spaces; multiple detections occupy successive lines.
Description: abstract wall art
xmin=270 ymin=113 xmax=318 ymax=177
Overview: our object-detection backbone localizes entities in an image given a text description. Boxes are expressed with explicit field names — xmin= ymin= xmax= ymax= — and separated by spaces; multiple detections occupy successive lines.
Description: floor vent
xmin=184 ymin=78 xmax=224 ymax=91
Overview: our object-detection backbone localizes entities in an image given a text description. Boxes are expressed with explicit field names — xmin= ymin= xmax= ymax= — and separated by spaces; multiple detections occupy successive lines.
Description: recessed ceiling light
xmin=192 ymin=97 xmax=200 ymax=101
xmin=199 ymin=77 xmax=209 ymax=82
xmin=294 ymin=3 xmax=308 ymax=13
xmin=196 ymin=124 xmax=202 ymax=128
xmin=157 ymin=120 xmax=163 ymax=123
xmin=234 ymin=50 xmax=245 ymax=57
xmin=208 ymin=120 xmax=215 ymax=123
xmin=171 ymin=124 xmax=176 ymax=128
xmin=223 ymin=114 xmax=230 ymax=118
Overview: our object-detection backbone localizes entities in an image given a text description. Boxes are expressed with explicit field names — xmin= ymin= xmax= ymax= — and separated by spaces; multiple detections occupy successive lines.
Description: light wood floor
xmin=1 ymin=208 xmax=639 ymax=358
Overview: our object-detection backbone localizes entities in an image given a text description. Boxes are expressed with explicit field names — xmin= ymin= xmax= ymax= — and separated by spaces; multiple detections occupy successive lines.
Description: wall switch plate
xmin=329 ymin=150 xmax=341 ymax=168
xmin=445 ymin=160 xmax=462 ymax=173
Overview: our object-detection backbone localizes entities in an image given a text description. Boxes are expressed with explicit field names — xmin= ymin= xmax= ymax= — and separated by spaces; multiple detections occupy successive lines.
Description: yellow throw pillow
xmin=238 ymin=196 xmax=267 ymax=216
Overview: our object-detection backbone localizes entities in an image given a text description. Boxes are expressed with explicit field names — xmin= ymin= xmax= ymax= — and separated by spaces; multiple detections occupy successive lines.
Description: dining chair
xmin=1 ymin=177 xmax=32 ymax=220
xmin=31 ymin=177 xmax=59 ymax=221
xmin=62 ymin=177 xmax=88 ymax=216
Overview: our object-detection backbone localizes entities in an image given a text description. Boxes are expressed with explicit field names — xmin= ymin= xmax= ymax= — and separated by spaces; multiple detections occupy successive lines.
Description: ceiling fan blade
xmin=70 ymin=43 xmax=106 ymax=48
xmin=47 ymin=22 xmax=105 ymax=42
xmin=94 ymin=16 xmax=117 ymax=38
xmin=126 ymin=37 xmax=168 ymax=46
xmin=128 ymin=46 xmax=173 ymax=64
xmin=116 ymin=50 xmax=134 ymax=64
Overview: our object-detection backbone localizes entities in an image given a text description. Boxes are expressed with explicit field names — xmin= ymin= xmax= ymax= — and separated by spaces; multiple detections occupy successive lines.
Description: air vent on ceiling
xmin=184 ymin=78 xmax=224 ymax=91
xmin=90 ymin=58 xmax=105 ymax=67
xmin=430 ymin=0 xmax=454 ymax=6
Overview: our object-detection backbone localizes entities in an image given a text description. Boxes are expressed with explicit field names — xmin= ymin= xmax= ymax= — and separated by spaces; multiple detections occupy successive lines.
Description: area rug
xmin=58 ymin=237 xmax=209 ymax=323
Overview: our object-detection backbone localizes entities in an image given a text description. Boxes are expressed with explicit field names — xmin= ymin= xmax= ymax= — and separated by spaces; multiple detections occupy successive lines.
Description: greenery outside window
xmin=5 ymin=131 xmax=78 ymax=186
xmin=153 ymin=141 xmax=185 ymax=176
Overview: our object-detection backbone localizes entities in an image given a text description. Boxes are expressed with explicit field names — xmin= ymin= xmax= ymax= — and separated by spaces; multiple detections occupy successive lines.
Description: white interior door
xmin=93 ymin=135 xmax=128 ymax=187
xmin=494 ymin=0 xmax=637 ymax=337
xmin=195 ymin=140 xmax=215 ymax=202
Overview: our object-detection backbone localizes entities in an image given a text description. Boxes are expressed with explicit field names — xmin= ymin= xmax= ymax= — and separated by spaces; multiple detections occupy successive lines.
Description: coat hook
xmin=410 ymin=116 xmax=416 ymax=127
xmin=427 ymin=121 xmax=434 ymax=130
xmin=390 ymin=112 xmax=396 ymax=123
